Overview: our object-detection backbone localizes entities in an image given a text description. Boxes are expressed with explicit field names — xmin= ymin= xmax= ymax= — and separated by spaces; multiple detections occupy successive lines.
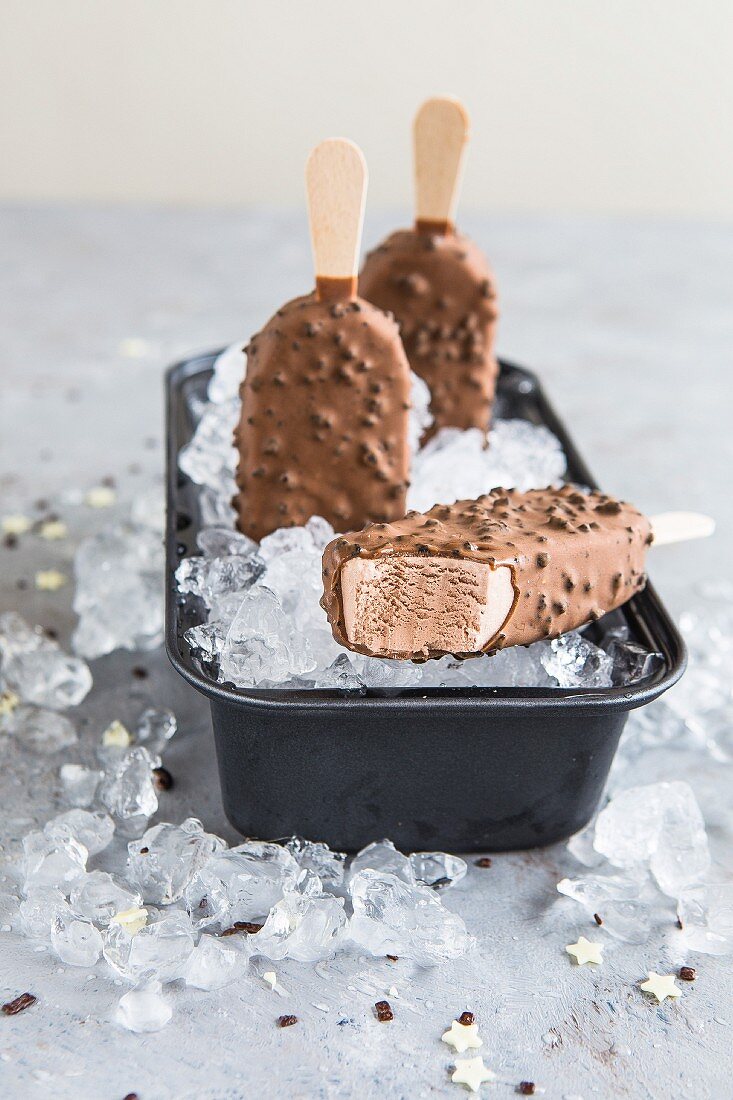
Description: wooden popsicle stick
xmin=650 ymin=512 xmax=716 ymax=547
xmin=305 ymin=138 xmax=367 ymax=302
xmin=413 ymin=96 xmax=470 ymax=234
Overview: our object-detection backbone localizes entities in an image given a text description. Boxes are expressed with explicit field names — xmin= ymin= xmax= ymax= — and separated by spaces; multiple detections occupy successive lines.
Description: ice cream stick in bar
xmin=233 ymin=139 xmax=412 ymax=542
xmin=359 ymin=96 xmax=499 ymax=442
xmin=320 ymin=486 xmax=715 ymax=661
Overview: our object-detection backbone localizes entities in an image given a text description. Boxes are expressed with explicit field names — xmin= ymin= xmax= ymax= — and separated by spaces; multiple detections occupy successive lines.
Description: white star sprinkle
xmin=566 ymin=936 xmax=604 ymax=965
xmin=640 ymin=972 xmax=682 ymax=1003
xmin=38 ymin=520 xmax=68 ymax=540
xmin=110 ymin=907 xmax=148 ymax=935
xmin=85 ymin=486 xmax=116 ymax=508
xmin=451 ymin=1056 xmax=495 ymax=1092
xmin=102 ymin=720 xmax=132 ymax=748
xmin=2 ymin=514 xmax=31 ymax=535
xmin=35 ymin=569 xmax=67 ymax=591
xmin=442 ymin=1019 xmax=483 ymax=1053
xmin=262 ymin=971 xmax=277 ymax=990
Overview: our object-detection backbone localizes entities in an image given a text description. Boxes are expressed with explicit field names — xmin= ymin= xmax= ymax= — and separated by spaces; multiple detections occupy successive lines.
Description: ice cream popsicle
xmin=359 ymin=97 xmax=499 ymax=442
xmin=233 ymin=140 xmax=412 ymax=542
xmin=321 ymin=487 xmax=713 ymax=661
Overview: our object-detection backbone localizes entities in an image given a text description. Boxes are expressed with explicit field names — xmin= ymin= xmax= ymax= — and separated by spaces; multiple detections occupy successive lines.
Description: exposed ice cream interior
xmin=341 ymin=556 xmax=515 ymax=659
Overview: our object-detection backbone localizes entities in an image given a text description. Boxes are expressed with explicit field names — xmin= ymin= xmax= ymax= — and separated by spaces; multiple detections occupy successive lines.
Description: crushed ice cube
xmin=116 ymin=981 xmax=173 ymax=1032
xmin=540 ymin=632 xmax=614 ymax=689
xmin=8 ymin=706 xmax=78 ymax=753
xmin=410 ymin=851 xmax=468 ymax=890
xmin=197 ymin=526 xmax=257 ymax=559
xmin=104 ymin=909 xmax=195 ymax=983
xmin=677 ymin=884 xmax=733 ymax=955
xmin=408 ymin=371 xmax=433 ymax=454
xmin=184 ymin=621 xmax=228 ymax=662
xmin=176 ymin=554 xmax=263 ymax=608
xmin=127 ymin=819 xmax=225 ymax=905
xmin=557 ymin=872 xmax=652 ymax=943
xmin=135 ymin=707 xmax=178 ymax=756
xmin=285 ymin=837 xmax=347 ymax=892
xmin=99 ymin=747 xmax=159 ymax=838
xmin=72 ymin=524 xmax=164 ymax=658
xmin=185 ymin=842 xmax=299 ymax=930
xmin=0 ymin=629 xmax=92 ymax=710
xmin=219 ymin=587 xmax=317 ymax=687
xmin=207 ymin=342 xmax=246 ymax=404
xmin=350 ymin=840 xmax=415 ymax=884
xmin=184 ymin=933 xmax=243 ymax=990
xmin=349 ymin=869 xmax=471 ymax=965
xmin=23 ymin=827 xmax=87 ymax=891
xmin=70 ymin=871 xmax=142 ymax=925
xmin=59 ymin=763 xmax=102 ymax=807
xmin=253 ymin=892 xmax=347 ymax=962
xmin=178 ymin=398 xmax=238 ymax=497
xmin=20 ymin=887 xmax=73 ymax=941
xmin=46 ymin=810 xmax=114 ymax=855
xmin=51 ymin=912 xmax=103 ymax=966
xmin=607 ymin=639 xmax=662 ymax=685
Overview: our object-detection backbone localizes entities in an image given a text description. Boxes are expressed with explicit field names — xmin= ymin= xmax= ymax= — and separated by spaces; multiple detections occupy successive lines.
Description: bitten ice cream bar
xmin=321 ymin=485 xmax=654 ymax=661
xmin=359 ymin=97 xmax=499 ymax=441
xmin=234 ymin=140 xmax=411 ymax=542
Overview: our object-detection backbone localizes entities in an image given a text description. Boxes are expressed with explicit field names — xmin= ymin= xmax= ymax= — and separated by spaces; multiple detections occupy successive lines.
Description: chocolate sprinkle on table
xmin=458 ymin=1011 xmax=475 ymax=1026
xmin=374 ymin=1000 xmax=394 ymax=1022
xmin=517 ymin=1083 xmax=536 ymax=1096
xmin=475 ymin=857 xmax=492 ymax=868
xmin=152 ymin=766 xmax=174 ymax=791
xmin=131 ymin=666 xmax=149 ymax=680
xmin=386 ymin=954 xmax=399 ymax=961
xmin=679 ymin=966 xmax=696 ymax=981
xmin=2 ymin=992 xmax=37 ymax=1016
xmin=593 ymin=912 xmax=603 ymax=925
xmin=277 ymin=1014 xmax=298 ymax=1028
xmin=220 ymin=921 xmax=263 ymax=936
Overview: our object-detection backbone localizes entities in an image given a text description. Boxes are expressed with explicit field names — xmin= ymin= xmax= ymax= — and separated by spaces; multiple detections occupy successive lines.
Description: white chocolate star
xmin=451 ymin=1056 xmax=495 ymax=1092
xmin=111 ymin=907 xmax=148 ymax=935
xmin=0 ymin=690 xmax=20 ymax=718
xmin=85 ymin=486 xmax=116 ymax=508
xmin=102 ymin=720 xmax=132 ymax=748
xmin=35 ymin=569 xmax=67 ymax=591
xmin=38 ymin=520 xmax=68 ymax=540
xmin=262 ymin=971 xmax=277 ymax=990
xmin=2 ymin=514 xmax=31 ymax=535
xmin=640 ymin=972 xmax=682 ymax=1003
xmin=442 ymin=1019 xmax=483 ymax=1053
xmin=566 ymin=936 xmax=604 ymax=965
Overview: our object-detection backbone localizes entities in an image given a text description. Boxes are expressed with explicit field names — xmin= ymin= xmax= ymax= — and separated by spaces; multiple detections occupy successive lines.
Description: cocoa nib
xmin=374 ymin=1000 xmax=394 ymax=1022
xmin=458 ymin=1011 xmax=475 ymax=1026
xmin=277 ymin=1014 xmax=298 ymax=1028
xmin=679 ymin=966 xmax=696 ymax=981
xmin=475 ymin=857 xmax=492 ymax=868
xmin=2 ymin=992 xmax=37 ymax=1016
xmin=220 ymin=921 xmax=263 ymax=936
xmin=593 ymin=913 xmax=603 ymax=926
xmin=517 ymin=1083 xmax=536 ymax=1096
xmin=152 ymin=766 xmax=174 ymax=791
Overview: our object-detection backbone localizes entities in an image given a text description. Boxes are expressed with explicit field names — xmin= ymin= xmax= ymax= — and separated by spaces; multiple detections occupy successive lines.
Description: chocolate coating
xmin=321 ymin=485 xmax=652 ymax=660
xmin=359 ymin=227 xmax=499 ymax=440
xmin=234 ymin=292 xmax=411 ymax=541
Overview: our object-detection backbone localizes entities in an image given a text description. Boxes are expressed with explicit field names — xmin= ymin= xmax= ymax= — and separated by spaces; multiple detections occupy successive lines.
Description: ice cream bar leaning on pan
xmin=359 ymin=97 xmax=499 ymax=442
xmin=233 ymin=139 xmax=411 ymax=542
xmin=320 ymin=485 xmax=715 ymax=661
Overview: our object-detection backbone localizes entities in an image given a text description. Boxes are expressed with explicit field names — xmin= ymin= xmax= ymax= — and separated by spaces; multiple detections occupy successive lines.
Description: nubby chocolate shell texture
xmin=234 ymin=293 xmax=412 ymax=542
xmin=321 ymin=485 xmax=652 ymax=661
xmin=359 ymin=227 xmax=499 ymax=441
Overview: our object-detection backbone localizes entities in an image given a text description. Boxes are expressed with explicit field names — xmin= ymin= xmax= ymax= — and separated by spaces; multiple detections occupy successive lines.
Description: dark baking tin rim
xmin=165 ymin=353 xmax=686 ymax=716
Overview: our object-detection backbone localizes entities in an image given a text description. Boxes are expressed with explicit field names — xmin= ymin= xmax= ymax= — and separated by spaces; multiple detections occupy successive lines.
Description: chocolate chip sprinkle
xmin=517 ymin=1083 xmax=536 ymax=1096
xmin=475 ymin=857 xmax=492 ymax=868
xmin=374 ymin=1000 xmax=394 ymax=1022
xmin=593 ymin=913 xmax=603 ymax=926
xmin=152 ymin=766 xmax=174 ymax=791
xmin=458 ymin=1011 xmax=475 ymax=1026
xmin=277 ymin=1014 xmax=298 ymax=1028
xmin=2 ymin=992 xmax=37 ymax=1015
xmin=678 ymin=966 xmax=696 ymax=981
xmin=220 ymin=921 xmax=263 ymax=936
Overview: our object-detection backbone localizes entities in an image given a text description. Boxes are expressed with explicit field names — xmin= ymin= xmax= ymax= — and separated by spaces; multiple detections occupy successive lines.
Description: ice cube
xmin=51 ymin=913 xmax=103 ymax=966
xmin=20 ymin=888 xmax=72 ymax=941
xmin=409 ymin=852 xmax=467 ymax=890
xmin=199 ymin=486 xmax=236 ymax=528
xmin=285 ymin=837 xmax=347 ymax=892
xmin=348 ymin=654 xmax=423 ymax=690
xmin=540 ymin=632 xmax=613 ymax=689
xmin=0 ymin=611 xmax=47 ymax=659
xmin=1 ymin=647 xmax=92 ymax=710
xmin=127 ymin=819 xmax=225 ymax=905
xmin=59 ymin=763 xmax=102 ymax=808
xmin=184 ymin=621 xmax=228 ymax=663
xmin=593 ymin=782 xmax=710 ymax=896
xmin=557 ymin=873 xmax=652 ymax=943
xmin=8 ymin=706 xmax=78 ymax=753
xmin=252 ymin=892 xmax=347 ymax=962
xmin=350 ymin=840 xmax=415 ymax=885
xmin=23 ymin=827 xmax=87 ymax=891
xmin=70 ymin=871 xmax=142 ymax=925
xmin=197 ymin=526 xmax=257 ymax=559
xmin=408 ymin=371 xmax=433 ymax=454
xmin=677 ymin=884 xmax=733 ymax=955
xmin=46 ymin=810 xmax=114 ymax=856
xmin=566 ymin=820 xmax=604 ymax=868
xmin=207 ymin=342 xmax=246 ymax=404
xmin=103 ymin=910 xmax=195 ymax=983
xmin=116 ymin=981 xmax=172 ymax=1033
xmin=178 ymin=398 xmax=238 ymax=496
xmin=349 ymin=869 xmax=471 ymax=965
xmin=219 ymin=587 xmax=316 ymax=687
xmin=607 ymin=639 xmax=662 ymax=686
xmin=185 ymin=842 xmax=299 ymax=930
xmin=305 ymin=515 xmax=336 ymax=551
xmin=98 ymin=747 xmax=159 ymax=838
xmin=310 ymin=654 xmax=364 ymax=692
xmin=135 ymin=707 xmax=178 ymax=756
xmin=184 ymin=934 xmax=244 ymax=990
xmin=175 ymin=554 xmax=263 ymax=608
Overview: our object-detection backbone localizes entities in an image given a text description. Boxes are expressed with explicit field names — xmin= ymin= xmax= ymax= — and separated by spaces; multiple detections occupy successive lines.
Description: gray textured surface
xmin=0 ymin=206 xmax=731 ymax=1099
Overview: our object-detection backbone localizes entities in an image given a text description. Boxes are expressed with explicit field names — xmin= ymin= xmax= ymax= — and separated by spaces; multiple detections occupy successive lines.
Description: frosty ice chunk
xmin=540 ymin=634 xmax=614 ymax=689
xmin=8 ymin=707 xmax=78 ymax=753
xmin=70 ymin=871 xmax=142 ymax=925
xmin=184 ymin=934 xmax=243 ymax=990
xmin=175 ymin=554 xmax=263 ymax=608
xmin=51 ymin=913 xmax=103 ymax=967
xmin=99 ymin=747 xmax=159 ymax=838
xmin=135 ymin=707 xmax=178 ymax=756
xmin=20 ymin=887 xmax=73 ymax=941
xmin=410 ymin=851 xmax=468 ymax=890
xmin=127 ymin=819 xmax=225 ymax=905
xmin=23 ymin=827 xmax=87 ymax=891
xmin=178 ymin=398 xmax=238 ymax=498
xmin=59 ymin=763 xmax=102 ymax=808
xmin=252 ymin=893 xmax=347 ymax=962
xmin=116 ymin=982 xmax=172 ymax=1033
xmin=185 ymin=842 xmax=299 ymax=930
xmin=46 ymin=810 xmax=114 ymax=856
xmin=218 ymin=587 xmax=317 ymax=687
xmin=349 ymin=840 xmax=415 ymax=885
xmin=285 ymin=837 xmax=347 ymax=891
xmin=103 ymin=910 xmax=195 ymax=983
xmin=349 ymin=869 xmax=471 ymax=965
xmin=677 ymin=884 xmax=733 ymax=955
xmin=557 ymin=873 xmax=652 ymax=943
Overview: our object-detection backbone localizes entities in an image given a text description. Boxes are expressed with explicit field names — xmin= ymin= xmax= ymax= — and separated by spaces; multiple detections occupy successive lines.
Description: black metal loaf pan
xmin=166 ymin=354 xmax=686 ymax=853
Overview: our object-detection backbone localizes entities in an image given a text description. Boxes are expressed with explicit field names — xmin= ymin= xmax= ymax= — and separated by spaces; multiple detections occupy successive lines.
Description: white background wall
xmin=1 ymin=0 xmax=731 ymax=217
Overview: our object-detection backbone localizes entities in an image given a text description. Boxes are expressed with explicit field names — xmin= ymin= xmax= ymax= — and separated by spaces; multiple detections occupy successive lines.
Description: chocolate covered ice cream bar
xmin=359 ymin=98 xmax=499 ymax=441
xmin=234 ymin=140 xmax=412 ymax=542
xmin=320 ymin=485 xmax=653 ymax=660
